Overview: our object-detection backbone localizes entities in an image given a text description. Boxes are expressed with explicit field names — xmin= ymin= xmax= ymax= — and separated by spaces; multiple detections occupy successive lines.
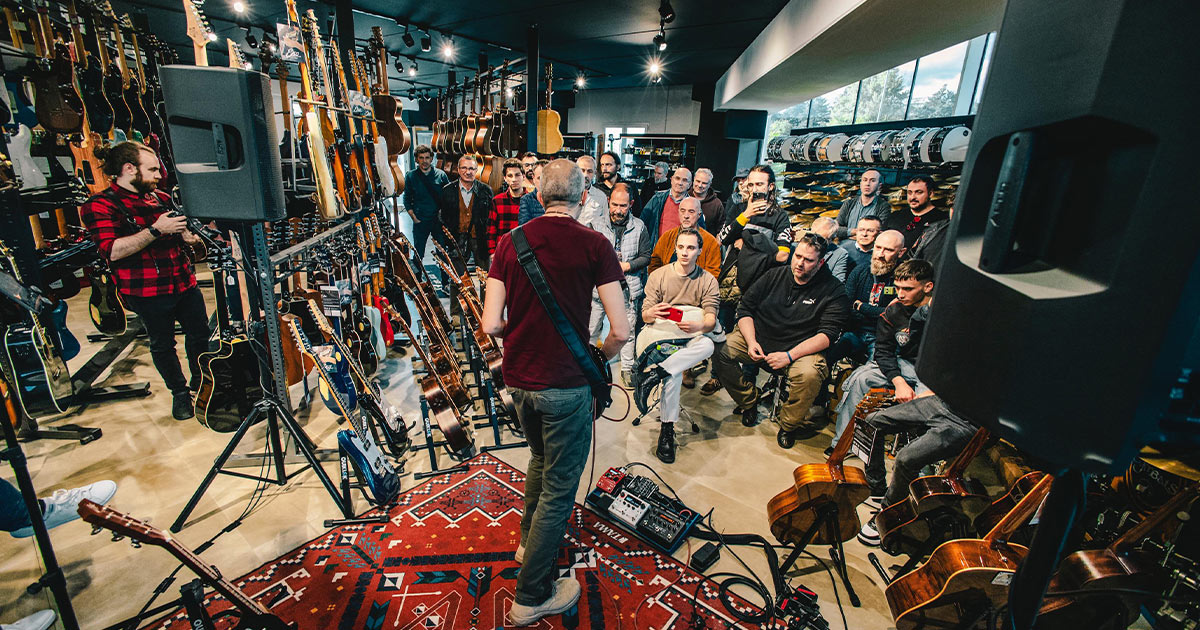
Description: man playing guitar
xmin=79 ymin=141 xmax=210 ymax=421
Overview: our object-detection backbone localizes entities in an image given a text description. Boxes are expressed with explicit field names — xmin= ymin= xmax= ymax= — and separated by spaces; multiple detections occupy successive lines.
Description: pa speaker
xmin=160 ymin=65 xmax=285 ymax=222
xmin=917 ymin=0 xmax=1200 ymax=474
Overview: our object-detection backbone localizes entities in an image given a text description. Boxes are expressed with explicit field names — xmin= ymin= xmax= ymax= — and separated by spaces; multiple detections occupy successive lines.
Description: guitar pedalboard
xmin=586 ymin=466 xmax=701 ymax=554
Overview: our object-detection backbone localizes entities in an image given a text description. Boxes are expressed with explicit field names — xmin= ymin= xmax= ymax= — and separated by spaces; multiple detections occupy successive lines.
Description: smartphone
xmin=751 ymin=192 xmax=767 ymax=202
xmin=666 ymin=307 xmax=684 ymax=322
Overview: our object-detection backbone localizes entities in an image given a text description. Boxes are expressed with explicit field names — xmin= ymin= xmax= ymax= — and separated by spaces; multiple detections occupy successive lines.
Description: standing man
xmin=402 ymin=144 xmax=449 ymax=259
xmin=640 ymin=160 xmax=671 ymax=208
xmin=642 ymin=168 xmax=695 ymax=237
xmin=885 ymin=175 xmax=950 ymax=249
xmin=80 ymin=141 xmax=210 ymax=420
xmin=576 ymin=155 xmax=608 ymax=226
xmin=648 ymin=197 xmax=721 ymax=279
xmin=438 ymin=154 xmax=495 ymax=268
xmin=487 ymin=159 xmax=525 ymax=260
xmin=835 ymin=169 xmax=890 ymax=241
xmin=839 ymin=215 xmax=881 ymax=275
xmin=483 ymin=159 xmax=630 ymax=626
xmin=520 ymin=152 xmax=540 ymax=192
xmin=639 ymin=227 xmax=720 ymax=463
xmin=518 ymin=163 xmax=545 ymax=225
xmin=711 ymin=233 xmax=849 ymax=448
xmin=595 ymin=150 xmax=641 ymax=217
xmin=692 ymin=167 xmax=724 ymax=230
xmin=587 ymin=183 xmax=652 ymax=383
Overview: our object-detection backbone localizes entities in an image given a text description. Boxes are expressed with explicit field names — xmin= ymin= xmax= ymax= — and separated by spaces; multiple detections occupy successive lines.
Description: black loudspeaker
xmin=160 ymin=65 xmax=285 ymax=222
xmin=917 ymin=0 xmax=1200 ymax=474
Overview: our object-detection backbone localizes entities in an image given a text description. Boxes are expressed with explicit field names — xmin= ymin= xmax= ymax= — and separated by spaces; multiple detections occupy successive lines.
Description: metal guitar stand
xmin=171 ymin=224 xmax=351 ymax=532
xmin=409 ymin=322 xmax=470 ymax=481
xmin=775 ymin=501 xmax=862 ymax=608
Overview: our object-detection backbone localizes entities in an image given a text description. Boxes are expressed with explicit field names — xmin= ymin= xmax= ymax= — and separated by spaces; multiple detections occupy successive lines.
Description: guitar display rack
xmin=408 ymin=321 xmax=469 ymax=481
xmin=277 ymin=94 xmax=395 ymax=204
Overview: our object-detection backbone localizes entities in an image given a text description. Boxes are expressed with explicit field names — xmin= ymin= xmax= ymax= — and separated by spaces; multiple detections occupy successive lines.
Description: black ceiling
xmin=108 ymin=0 xmax=789 ymax=98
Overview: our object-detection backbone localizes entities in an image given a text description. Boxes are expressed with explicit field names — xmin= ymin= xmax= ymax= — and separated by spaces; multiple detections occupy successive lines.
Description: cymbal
xmin=1138 ymin=446 xmax=1200 ymax=481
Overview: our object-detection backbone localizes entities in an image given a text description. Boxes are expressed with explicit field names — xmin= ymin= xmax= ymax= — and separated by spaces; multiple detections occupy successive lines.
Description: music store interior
xmin=0 ymin=0 xmax=1195 ymax=628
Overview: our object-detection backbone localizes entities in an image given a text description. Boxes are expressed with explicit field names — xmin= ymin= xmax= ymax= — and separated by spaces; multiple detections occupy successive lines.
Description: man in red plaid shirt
xmin=79 ymin=142 xmax=211 ymax=421
xmin=486 ymin=158 xmax=525 ymax=264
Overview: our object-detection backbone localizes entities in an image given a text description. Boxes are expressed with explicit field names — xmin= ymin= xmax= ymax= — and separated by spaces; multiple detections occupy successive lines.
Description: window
xmin=625 ymin=127 xmax=646 ymax=135
xmin=855 ymin=61 xmax=915 ymax=123
xmin=766 ymin=101 xmax=810 ymax=140
xmin=907 ymin=41 xmax=969 ymax=120
xmin=812 ymin=83 xmax=858 ymax=127
xmin=970 ymin=33 xmax=997 ymax=115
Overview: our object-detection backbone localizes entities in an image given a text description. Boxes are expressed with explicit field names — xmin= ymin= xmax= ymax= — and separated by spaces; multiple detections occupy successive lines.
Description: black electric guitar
xmin=71 ymin=0 xmax=114 ymax=135
xmin=0 ymin=242 xmax=75 ymax=419
xmin=78 ymin=500 xmax=295 ymax=630
xmin=193 ymin=256 xmax=265 ymax=432
xmin=285 ymin=317 xmax=400 ymax=504
xmin=83 ymin=259 xmax=126 ymax=335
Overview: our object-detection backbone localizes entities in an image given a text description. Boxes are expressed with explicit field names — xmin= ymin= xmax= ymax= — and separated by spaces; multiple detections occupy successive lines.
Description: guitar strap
xmin=509 ymin=226 xmax=612 ymax=414
xmin=414 ymin=169 xmax=441 ymax=204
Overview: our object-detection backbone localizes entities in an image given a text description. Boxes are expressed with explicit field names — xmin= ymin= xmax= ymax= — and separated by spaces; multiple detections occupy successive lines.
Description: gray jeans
xmin=833 ymin=359 xmax=929 ymax=446
xmin=513 ymin=385 xmax=593 ymax=606
xmin=862 ymin=395 xmax=977 ymax=507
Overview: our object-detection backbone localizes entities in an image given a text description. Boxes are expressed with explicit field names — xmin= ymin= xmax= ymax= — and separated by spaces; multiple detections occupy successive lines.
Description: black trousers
xmin=123 ymin=287 xmax=212 ymax=396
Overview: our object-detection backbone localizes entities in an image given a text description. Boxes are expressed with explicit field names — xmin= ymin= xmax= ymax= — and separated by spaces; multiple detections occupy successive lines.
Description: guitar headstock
xmin=77 ymin=499 xmax=171 ymax=547
xmin=227 ymin=38 xmax=250 ymax=70
xmin=355 ymin=223 xmax=365 ymax=251
xmin=283 ymin=312 xmax=311 ymax=354
xmin=306 ymin=298 xmax=334 ymax=339
xmin=181 ymin=0 xmax=214 ymax=50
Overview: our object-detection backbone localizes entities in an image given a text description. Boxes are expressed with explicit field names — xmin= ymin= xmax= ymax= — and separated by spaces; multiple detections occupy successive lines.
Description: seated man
xmin=711 ymin=233 xmax=849 ymax=448
xmin=832 ymin=259 xmax=935 ymax=447
xmin=828 ymin=229 xmax=906 ymax=365
xmin=638 ymin=227 xmax=720 ymax=464
xmin=856 ymin=393 xmax=979 ymax=546
xmin=811 ymin=217 xmax=849 ymax=282
xmin=839 ymin=215 xmax=881 ymax=275
xmin=648 ymin=197 xmax=721 ymax=279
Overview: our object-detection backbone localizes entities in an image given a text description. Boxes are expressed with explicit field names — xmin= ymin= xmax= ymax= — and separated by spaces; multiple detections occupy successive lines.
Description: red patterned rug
xmin=144 ymin=453 xmax=768 ymax=629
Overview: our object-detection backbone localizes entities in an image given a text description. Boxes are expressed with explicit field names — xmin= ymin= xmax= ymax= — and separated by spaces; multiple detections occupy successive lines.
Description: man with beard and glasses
xmin=884 ymin=175 xmax=950 ymax=249
xmin=831 ymin=259 xmax=935 ymax=449
xmin=520 ymin=152 xmax=540 ymax=192
xmin=711 ymin=233 xmax=849 ymax=449
xmin=692 ymin=167 xmax=724 ymax=230
xmin=834 ymin=169 xmax=890 ymax=241
xmin=586 ymin=183 xmax=651 ymax=384
xmin=828 ymin=229 xmax=906 ymax=366
xmin=595 ymin=150 xmax=641 ymax=217
xmin=576 ymin=155 xmax=608 ymax=226
xmin=80 ymin=141 xmax=210 ymax=421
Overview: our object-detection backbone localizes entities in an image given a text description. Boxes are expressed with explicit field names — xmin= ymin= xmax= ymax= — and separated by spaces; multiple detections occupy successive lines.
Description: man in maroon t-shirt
xmin=483 ymin=159 xmax=629 ymax=626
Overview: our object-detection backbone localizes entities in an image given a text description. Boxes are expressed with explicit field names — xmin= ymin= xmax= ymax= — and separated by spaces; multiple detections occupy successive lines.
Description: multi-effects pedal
xmin=585 ymin=467 xmax=701 ymax=553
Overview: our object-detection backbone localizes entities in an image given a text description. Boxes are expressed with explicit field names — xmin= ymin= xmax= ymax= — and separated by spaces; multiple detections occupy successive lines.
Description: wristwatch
xmin=147 ymin=225 xmax=162 ymax=238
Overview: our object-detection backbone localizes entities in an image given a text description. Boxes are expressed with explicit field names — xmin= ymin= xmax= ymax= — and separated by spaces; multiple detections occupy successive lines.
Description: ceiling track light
xmin=442 ymin=36 xmax=454 ymax=60
xmin=401 ymin=25 xmax=415 ymax=48
xmin=232 ymin=0 xmax=246 ymax=14
xmin=658 ymin=0 xmax=675 ymax=23
xmin=394 ymin=57 xmax=404 ymax=73
xmin=653 ymin=25 xmax=666 ymax=52
xmin=420 ymin=31 xmax=432 ymax=53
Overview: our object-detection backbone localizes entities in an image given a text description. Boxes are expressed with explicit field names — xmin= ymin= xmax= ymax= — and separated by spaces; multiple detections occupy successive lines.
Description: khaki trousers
xmin=712 ymin=329 xmax=828 ymax=431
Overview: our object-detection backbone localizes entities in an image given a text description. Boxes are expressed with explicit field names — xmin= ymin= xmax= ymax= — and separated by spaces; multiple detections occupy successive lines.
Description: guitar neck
xmin=983 ymin=473 xmax=1053 ymax=542
xmin=164 ymin=538 xmax=268 ymax=615
xmin=1111 ymin=482 xmax=1199 ymax=553
xmin=943 ymin=427 xmax=990 ymax=480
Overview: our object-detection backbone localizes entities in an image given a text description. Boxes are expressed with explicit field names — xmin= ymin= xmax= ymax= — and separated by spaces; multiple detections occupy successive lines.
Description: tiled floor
xmin=2 ymin=269 xmax=894 ymax=630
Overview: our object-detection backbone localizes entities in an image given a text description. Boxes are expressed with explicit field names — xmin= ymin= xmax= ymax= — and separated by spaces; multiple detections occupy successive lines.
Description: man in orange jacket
xmin=648 ymin=197 xmax=721 ymax=279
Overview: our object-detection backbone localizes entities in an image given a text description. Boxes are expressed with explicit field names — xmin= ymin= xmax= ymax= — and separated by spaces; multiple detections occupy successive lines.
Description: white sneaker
xmin=11 ymin=480 xmax=118 ymax=539
xmin=514 ymin=543 xmax=525 ymax=564
xmin=507 ymin=577 xmax=581 ymax=626
xmin=862 ymin=495 xmax=885 ymax=511
xmin=1 ymin=609 xmax=57 ymax=630
xmin=857 ymin=518 xmax=880 ymax=547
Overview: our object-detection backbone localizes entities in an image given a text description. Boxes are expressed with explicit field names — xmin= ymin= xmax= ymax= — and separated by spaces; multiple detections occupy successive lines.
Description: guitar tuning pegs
xmin=91 ymin=524 xmax=103 ymax=536
xmin=111 ymin=532 xmax=125 ymax=542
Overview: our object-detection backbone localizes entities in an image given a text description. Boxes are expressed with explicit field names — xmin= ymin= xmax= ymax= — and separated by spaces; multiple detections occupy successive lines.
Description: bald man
xmin=810 ymin=217 xmax=848 ymax=282
xmin=575 ymin=155 xmax=608 ymax=226
xmin=641 ymin=168 xmax=697 ymax=237
xmin=648 ymin=197 xmax=721 ymax=279
xmin=831 ymin=229 xmax=907 ymax=366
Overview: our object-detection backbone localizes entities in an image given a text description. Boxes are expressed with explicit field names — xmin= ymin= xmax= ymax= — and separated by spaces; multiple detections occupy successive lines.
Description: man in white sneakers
xmin=0 ymin=609 xmax=56 ymax=630
xmin=2 ymin=478 xmax=117 ymax=538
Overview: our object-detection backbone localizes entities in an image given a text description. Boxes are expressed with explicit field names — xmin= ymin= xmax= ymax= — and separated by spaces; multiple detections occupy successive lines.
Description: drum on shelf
xmin=845 ymin=133 xmax=868 ymax=162
xmin=868 ymin=130 xmax=898 ymax=163
xmin=924 ymin=126 xmax=972 ymax=163
xmin=798 ymin=132 xmax=824 ymax=162
xmin=856 ymin=131 xmax=883 ymax=163
xmin=766 ymin=136 xmax=787 ymax=162
xmin=890 ymin=127 xmax=924 ymax=165
xmin=906 ymin=127 xmax=940 ymax=166
xmin=819 ymin=134 xmax=849 ymax=163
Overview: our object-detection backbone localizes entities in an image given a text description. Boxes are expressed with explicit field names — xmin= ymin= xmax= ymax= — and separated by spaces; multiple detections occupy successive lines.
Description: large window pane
xmin=908 ymin=41 xmax=969 ymax=119
xmin=855 ymin=61 xmax=916 ymax=123
xmin=766 ymin=101 xmax=810 ymax=139
xmin=970 ymin=33 xmax=997 ymax=114
xmin=812 ymin=83 xmax=857 ymax=127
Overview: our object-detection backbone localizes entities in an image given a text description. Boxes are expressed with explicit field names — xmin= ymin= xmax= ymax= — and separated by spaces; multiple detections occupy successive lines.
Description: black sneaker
xmin=656 ymin=423 xmax=677 ymax=464
xmin=635 ymin=366 xmax=669 ymax=415
xmin=172 ymin=393 xmax=195 ymax=421
xmin=740 ymin=403 xmax=759 ymax=427
xmin=776 ymin=425 xmax=819 ymax=449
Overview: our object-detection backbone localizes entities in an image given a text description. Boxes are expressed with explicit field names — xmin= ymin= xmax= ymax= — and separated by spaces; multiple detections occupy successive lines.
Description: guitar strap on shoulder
xmin=414 ymin=170 xmax=441 ymax=203
xmin=509 ymin=226 xmax=611 ymax=412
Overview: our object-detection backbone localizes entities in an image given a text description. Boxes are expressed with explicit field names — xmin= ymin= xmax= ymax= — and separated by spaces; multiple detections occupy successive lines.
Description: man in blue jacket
xmin=402 ymin=145 xmax=449 ymax=259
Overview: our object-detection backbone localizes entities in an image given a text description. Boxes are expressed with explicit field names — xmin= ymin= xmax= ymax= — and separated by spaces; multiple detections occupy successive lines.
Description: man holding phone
xmin=639 ymin=227 xmax=720 ymax=463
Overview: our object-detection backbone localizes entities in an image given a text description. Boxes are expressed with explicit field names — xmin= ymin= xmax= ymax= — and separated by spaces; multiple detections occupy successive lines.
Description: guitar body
xmin=536 ymin=108 xmax=564 ymax=154
xmin=886 ymin=539 xmax=1028 ymax=630
xmin=1035 ymin=550 xmax=1149 ymax=628
xmin=372 ymin=137 xmax=395 ymax=197
xmin=30 ymin=51 xmax=84 ymax=133
xmin=77 ymin=60 xmax=115 ymax=134
xmin=104 ymin=63 xmax=132 ymax=133
xmin=4 ymin=322 xmax=75 ymax=418
xmin=194 ymin=337 xmax=264 ymax=432
xmin=10 ymin=124 xmax=47 ymax=189
xmin=314 ymin=344 xmax=357 ymax=414
xmin=49 ymin=301 xmax=80 ymax=361
xmin=877 ymin=475 xmax=991 ymax=558
xmin=4 ymin=76 xmax=39 ymax=129
xmin=767 ymin=464 xmax=871 ymax=544
xmin=337 ymin=420 xmax=400 ymax=504
xmin=372 ymin=93 xmax=408 ymax=156
xmin=974 ymin=471 xmax=1047 ymax=538
xmin=70 ymin=131 xmax=109 ymax=194
xmin=364 ymin=305 xmax=386 ymax=357
xmin=85 ymin=264 xmax=126 ymax=336
xmin=302 ymin=112 xmax=340 ymax=220
xmin=124 ymin=78 xmax=151 ymax=137
xmin=371 ymin=295 xmax=395 ymax=345
xmin=421 ymin=374 xmax=472 ymax=452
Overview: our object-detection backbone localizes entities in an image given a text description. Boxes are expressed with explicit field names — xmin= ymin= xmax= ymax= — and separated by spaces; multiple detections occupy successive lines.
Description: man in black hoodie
xmin=711 ymin=233 xmax=850 ymax=448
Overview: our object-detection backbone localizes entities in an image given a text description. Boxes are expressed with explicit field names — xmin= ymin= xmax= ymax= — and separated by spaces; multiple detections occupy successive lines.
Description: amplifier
xmin=585 ymin=467 xmax=701 ymax=554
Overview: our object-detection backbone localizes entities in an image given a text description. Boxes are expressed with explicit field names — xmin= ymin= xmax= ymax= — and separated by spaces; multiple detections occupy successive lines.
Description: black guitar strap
xmin=509 ymin=226 xmax=611 ymax=413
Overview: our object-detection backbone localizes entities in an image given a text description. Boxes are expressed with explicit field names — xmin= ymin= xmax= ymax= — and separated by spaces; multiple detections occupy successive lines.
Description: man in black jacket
xmin=828 ymin=229 xmax=906 ymax=366
xmin=711 ymin=233 xmax=850 ymax=448
xmin=596 ymin=150 xmax=641 ymax=217
xmin=831 ymin=259 xmax=934 ymax=447
xmin=439 ymin=154 xmax=496 ymax=268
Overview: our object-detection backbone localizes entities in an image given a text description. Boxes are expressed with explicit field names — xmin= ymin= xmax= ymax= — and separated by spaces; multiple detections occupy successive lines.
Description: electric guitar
xmin=71 ymin=0 xmax=114 ymax=136
xmin=27 ymin=2 xmax=84 ymax=134
xmin=77 ymin=500 xmax=296 ymax=630
xmin=83 ymin=259 xmax=126 ymax=335
xmin=285 ymin=317 xmax=400 ymax=504
xmin=354 ymin=224 xmax=387 ymax=357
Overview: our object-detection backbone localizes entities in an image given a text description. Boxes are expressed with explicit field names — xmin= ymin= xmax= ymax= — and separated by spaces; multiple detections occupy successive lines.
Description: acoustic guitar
xmin=768 ymin=388 xmax=894 ymax=545
xmin=876 ymin=426 xmax=993 ymax=558
xmin=392 ymin=312 xmax=473 ymax=453
xmin=83 ymin=259 xmax=126 ymax=335
xmin=973 ymin=470 xmax=1048 ymax=543
xmin=884 ymin=474 xmax=1054 ymax=630
xmin=193 ymin=257 xmax=264 ymax=433
xmin=78 ymin=500 xmax=296 ymax=630
xmin=535 ymin=63 xmax=564 ymax=154
xmin=368 ymin=27 xmax=410 ymax=157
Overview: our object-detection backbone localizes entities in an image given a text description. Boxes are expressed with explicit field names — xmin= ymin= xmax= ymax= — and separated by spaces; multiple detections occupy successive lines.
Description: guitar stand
xmin=412 ymin=393 xmax=469 ymax=481
xmin=456 ymin=318 xmax=527 ymax=453
xmin=776 ymin=501 xmax=862 ymax=608
xmin=888 ymin=508 xmax=974 ymax=579
xmin=179 ymin=579 xmax=217 ymax=630
xmin=171 ymin=395 xmax=352 ymax=533
xmin=333 ymin=442 xmax=402 ymax=519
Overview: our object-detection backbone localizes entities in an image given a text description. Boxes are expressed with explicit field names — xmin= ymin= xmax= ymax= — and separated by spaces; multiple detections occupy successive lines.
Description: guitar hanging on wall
xmin=536 ymin=63 xmax=564 ymax=154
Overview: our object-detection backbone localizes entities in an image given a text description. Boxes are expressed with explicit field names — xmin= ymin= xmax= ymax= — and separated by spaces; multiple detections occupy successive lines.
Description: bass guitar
xmin=70 ymin=0 xmax=113 ymax=136
xmin=876 ymin=426 xmax=993 ymax=558
xmin=77 ymin=500 xmax=296 ymax=630
xmin=285 ymin=318 xmax=399 ymax=504
xmin=0 ymin=241 xmax=75 ymax=419
xmin=884 ymin=474 xmax=1054 ymax=630
xmin=768 ymin=389 xmax=893 ymax=545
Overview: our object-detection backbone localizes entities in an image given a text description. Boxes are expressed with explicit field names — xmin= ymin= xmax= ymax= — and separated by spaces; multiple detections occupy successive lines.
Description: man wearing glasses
xmin=438 ymin=154 xmax=496 ymax=267
xmin=711 ymin=233 xmax=850 ymax=448
xmin=885 ymin=175 xmax=949 ymax=249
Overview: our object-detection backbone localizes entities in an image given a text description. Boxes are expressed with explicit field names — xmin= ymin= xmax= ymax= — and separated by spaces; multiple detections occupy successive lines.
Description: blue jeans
xmin=832 ymin=359 xmax=929 ymax=446
xmin=410 ymin=216 xmax=440 ymax=261
xmin=828 ymin=330 xmax=875 ymax=366
xmin=1 ymin=478 xmax=32 ymax=532
xmin=513 ymin=385 xmax=593 ymax=606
